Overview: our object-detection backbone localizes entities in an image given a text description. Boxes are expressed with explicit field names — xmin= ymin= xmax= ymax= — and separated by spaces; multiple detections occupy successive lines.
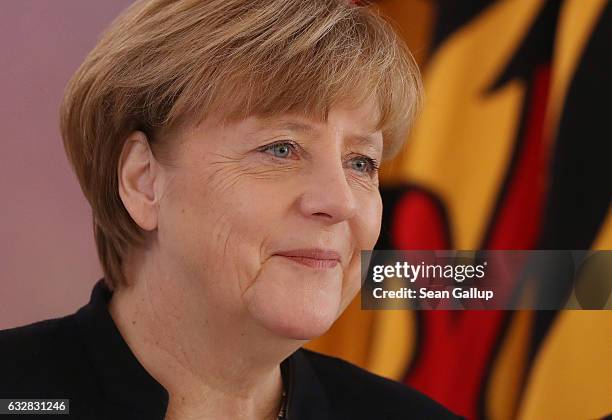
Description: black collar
xmin=73 ymin=279 xmax=331 ymax=419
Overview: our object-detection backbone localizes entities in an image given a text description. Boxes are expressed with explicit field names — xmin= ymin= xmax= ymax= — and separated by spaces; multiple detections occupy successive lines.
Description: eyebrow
xmin=259 ymin=118 xmax=382 ymax=149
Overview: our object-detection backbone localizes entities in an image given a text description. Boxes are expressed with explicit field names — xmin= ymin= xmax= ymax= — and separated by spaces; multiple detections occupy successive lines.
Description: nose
xmin=297 ymin=156 xmax=357 ymax=224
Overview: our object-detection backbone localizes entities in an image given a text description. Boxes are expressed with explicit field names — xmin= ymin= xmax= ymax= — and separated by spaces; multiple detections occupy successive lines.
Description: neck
xmin=107 ymin=248 xmax=301 ymax=419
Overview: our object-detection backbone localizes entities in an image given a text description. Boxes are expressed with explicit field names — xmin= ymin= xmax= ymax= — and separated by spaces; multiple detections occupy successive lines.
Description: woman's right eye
xmin=258 ymin=141 xmax=299 ymax=159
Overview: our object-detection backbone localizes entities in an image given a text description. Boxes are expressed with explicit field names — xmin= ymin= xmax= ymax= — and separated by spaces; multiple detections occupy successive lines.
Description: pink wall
xmin=0 ymin=1 xmax=133 ymax=329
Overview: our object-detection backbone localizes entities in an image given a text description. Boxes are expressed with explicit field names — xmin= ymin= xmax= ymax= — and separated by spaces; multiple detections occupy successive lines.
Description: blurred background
xmin=1 ymin=1 xmax=610 ymax=419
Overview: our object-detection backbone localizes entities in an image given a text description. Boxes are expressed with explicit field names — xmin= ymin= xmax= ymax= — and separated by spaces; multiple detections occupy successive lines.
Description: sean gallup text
xmin=372 ymin=287 xmax=494 ymax=301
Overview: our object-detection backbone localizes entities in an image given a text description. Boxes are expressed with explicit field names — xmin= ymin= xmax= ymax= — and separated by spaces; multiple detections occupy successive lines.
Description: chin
xmin=244 ymin=281 xmax=342 ymax=340
xmin=242 ymin=261 xmax=346 ymax=339
xmin=257 ymin=303 xmax=339 ymax=340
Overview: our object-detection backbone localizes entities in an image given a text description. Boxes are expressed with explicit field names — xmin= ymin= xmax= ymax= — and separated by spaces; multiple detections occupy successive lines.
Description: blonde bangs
xmin=95 ymin=0 xmax=421 ymax=159
xmin=180 ymin=1 xmax=421 ymax=161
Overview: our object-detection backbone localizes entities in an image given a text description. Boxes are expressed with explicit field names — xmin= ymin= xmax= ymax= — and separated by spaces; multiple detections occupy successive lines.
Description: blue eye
xmin=259 ymin=141 xmax=298 ymax=159
xmin=271 ymin=143 xmax=291 ymax=158
xmin=349 ymin=156 xmax=380 ymax=175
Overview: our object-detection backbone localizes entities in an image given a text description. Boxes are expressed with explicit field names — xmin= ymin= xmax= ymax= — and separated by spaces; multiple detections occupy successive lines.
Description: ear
xmin=117 ymin=131 xmax=161 ymax=231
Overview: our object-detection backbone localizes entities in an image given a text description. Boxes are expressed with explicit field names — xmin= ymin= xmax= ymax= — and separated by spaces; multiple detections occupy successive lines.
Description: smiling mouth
xmin=277 ymin=255 xmax=339 ymax=269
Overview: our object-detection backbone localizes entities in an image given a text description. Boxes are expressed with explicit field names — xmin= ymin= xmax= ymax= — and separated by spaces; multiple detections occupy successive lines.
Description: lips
xmin=274 ymin=249 xmax=341 ymax=269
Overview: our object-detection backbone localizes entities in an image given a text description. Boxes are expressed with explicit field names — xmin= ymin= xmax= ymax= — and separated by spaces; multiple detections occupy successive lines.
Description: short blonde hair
xmin=60 ymin=0 xmax=422 ymax=290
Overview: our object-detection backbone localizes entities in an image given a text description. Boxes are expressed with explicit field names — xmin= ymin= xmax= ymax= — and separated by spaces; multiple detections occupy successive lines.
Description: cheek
xmin=157 ymin=168 xmax=290 ymax=294
xmin=355 ymin=189 xmax=383 ymax=249
xmin=339 ymin=190 xmax=382 ymax=311
xmin=157 ymin=172 xmax=257 ymax=281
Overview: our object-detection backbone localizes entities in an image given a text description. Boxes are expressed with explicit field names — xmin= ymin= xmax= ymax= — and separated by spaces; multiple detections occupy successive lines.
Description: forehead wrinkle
xmin=251 ymin=116 xmax=321 ymax=134
xmin=347 ymin=132 xmax=382 ymax=148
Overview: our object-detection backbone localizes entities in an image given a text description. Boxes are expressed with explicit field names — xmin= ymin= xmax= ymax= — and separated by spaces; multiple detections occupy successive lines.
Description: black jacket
xmin=0 ymin=279 xmax=461 ymax=419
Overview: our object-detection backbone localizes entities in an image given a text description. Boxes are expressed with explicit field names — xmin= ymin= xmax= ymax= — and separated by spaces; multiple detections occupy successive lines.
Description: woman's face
xmin=156 ymin=100 xmax=383 ymax=340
